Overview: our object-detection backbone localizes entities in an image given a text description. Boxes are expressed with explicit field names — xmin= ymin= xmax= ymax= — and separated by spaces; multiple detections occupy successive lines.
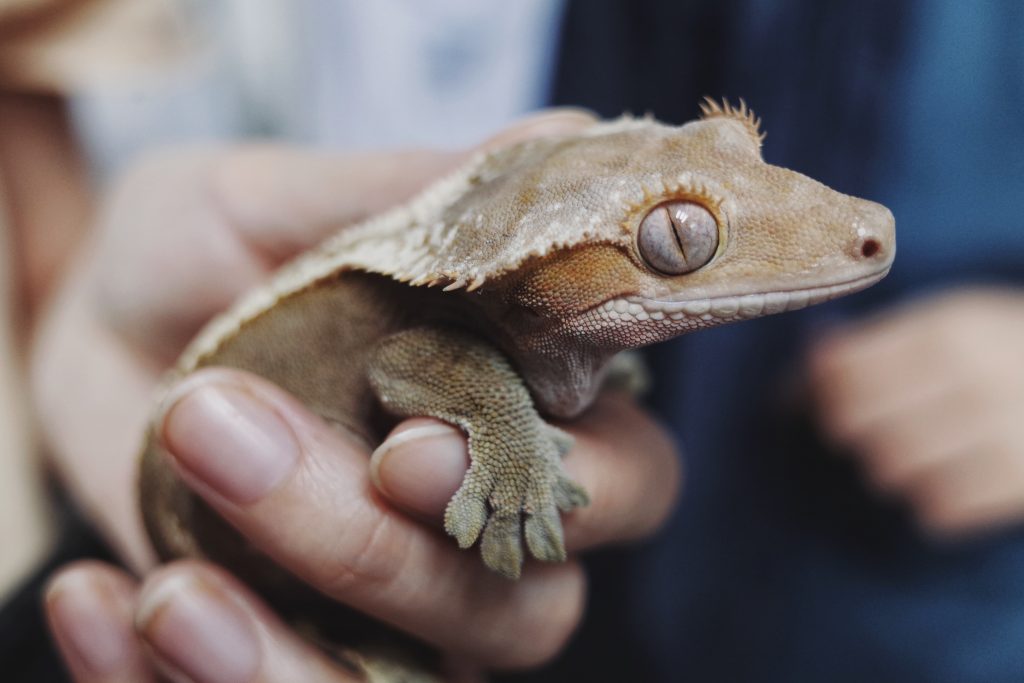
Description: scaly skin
xmin=368 ymin=327 xmax=589 ymax=579
xmin=139 ymin=101 xmax=895 ymax=680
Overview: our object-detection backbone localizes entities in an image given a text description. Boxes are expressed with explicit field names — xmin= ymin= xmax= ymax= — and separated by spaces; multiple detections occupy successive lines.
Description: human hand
xmin=32 ymin=109 xmax=682 ymax=672
xmin=809 ymin=288 xmax=1024 ymax=535
xmin=46 ymin=560 xmax=384 ymax=683
xmin=44 ymin=379 xmax=679 ymax=681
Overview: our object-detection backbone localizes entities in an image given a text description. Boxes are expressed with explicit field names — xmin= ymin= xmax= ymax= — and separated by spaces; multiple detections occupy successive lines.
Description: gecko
xmin=139 ymin=100 xmax=895 ymax=679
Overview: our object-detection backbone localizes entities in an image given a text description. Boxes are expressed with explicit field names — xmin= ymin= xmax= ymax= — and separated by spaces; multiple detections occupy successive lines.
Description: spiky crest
xmin=699 ymin=97 xmax=765 ymax=149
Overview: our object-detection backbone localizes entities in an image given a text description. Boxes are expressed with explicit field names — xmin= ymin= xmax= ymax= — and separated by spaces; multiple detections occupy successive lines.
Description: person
xmin=0 ymin=4 xmax=672 ymax=681
xmin=0 ymin=0 xmax=101 ymax=605
xmin=6 ymin=1 xmax=1024 ymax=681
xmin=30 ymin=109 xmax=682 ymax=682
xmin=0 ymin=1 xmax=184 ymax=679
xmin=4 ymin=7 xmax=682 ymax=681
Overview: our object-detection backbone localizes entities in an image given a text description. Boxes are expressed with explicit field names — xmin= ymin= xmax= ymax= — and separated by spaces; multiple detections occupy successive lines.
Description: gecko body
xmin=140 ymin=101 xmax=895 ymax=680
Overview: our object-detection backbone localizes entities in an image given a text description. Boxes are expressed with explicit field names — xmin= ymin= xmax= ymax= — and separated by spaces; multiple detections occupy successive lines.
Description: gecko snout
xmin=850 ymin=201 xmax=895 ymax=265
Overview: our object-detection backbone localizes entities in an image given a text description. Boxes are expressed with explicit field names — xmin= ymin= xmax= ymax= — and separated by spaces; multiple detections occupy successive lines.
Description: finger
xmin=561 ymin=392 xmax=682 ymax=547
xmin=852 ymin=384 xmax=1009 ymax=491
xmin=210 ymin=147 xmax=468 ymax=263
xmin=158 ymin=367 xmax=585 ymax=668
xmin=370 ymin=392 xmax=681 ymax=551
xmin=44 ymin=562 xmax=155 ymax=683
xmin=809 ymin=318 xmax=935 ymax=442
xmin=810 ymin=304 xmax=1024 ymax=488
xmin=135 ymin=561 xmax=366 ymax=683
xmin=95 ymin=110 xmax=599 ymax=360
xmin=213 ymin=108 xmax=599 ymax=262
xmin=905 ymin=432 xmax=1024 ymax=535
xmin=808 ymin=293 xmax=1024 ymax=444
xmin=33 ymin=278 xmax=161 ymax=570
xmin=476 ymin=107 xmax=598 ymax=151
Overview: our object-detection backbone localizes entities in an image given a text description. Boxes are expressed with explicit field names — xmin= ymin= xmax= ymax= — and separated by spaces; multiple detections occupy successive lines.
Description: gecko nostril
xmin=860 ymin=238 xmax=881 ymax=258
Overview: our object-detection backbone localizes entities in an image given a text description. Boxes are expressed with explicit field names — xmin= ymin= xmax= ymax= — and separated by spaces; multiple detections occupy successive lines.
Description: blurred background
xmin=1 ymin=1 xmax=1023 ymax=681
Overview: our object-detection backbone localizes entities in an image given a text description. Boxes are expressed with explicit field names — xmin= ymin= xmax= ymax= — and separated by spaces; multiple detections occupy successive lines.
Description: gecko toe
xmin=444 ymin=484 xmax=489 ymax=549
xmin=554 ymin=475 xmax=590 ymax=512
xmin=524 ymin=504 xmax=567 ymax=563
xmin=544 ymin=424 xmax=575 ymax=459
xmin=481 ymin=513 xmax=524 ymax=579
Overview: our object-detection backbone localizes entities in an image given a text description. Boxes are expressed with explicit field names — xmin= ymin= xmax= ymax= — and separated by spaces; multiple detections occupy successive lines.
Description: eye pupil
xmin=637 ymin=200 xmax=719 ymax=275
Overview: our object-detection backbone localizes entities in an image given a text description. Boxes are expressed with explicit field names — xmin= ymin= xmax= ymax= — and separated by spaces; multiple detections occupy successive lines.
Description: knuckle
xmin=313 ymin=509 xmax=403 ymax=597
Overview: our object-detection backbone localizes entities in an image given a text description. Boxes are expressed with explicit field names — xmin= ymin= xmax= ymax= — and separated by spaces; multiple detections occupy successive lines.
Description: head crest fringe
xmin=699 ymin=96 xmax=765 ymax=148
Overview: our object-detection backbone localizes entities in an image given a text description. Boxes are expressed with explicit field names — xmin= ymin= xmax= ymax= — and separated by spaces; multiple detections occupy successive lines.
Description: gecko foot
xmin=367 ymin=326 xmax=591 ymax=579
xmin=444 ymin=434 xmax=589 ymax=579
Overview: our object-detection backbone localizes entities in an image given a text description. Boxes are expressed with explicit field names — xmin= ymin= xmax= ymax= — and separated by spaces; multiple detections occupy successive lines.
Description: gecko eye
xmin=637 ymin=201 xmax=719 ymax=275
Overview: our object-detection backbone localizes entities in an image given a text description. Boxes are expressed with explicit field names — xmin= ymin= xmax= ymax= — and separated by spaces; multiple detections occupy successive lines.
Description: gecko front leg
xmin=367 ymin=326 xmax=589 ymax=579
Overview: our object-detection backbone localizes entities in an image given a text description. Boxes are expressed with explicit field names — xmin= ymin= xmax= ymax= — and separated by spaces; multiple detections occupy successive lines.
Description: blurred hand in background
xmin=811 ymin=289 xmax=1024 ymax=535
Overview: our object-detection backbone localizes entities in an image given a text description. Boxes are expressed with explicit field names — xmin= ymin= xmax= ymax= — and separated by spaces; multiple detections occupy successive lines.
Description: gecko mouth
xmin=594 ymin=268 xmax=890 ymax=323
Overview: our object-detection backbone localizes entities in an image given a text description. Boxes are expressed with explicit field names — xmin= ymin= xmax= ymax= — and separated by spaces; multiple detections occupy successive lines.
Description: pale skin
xmin=0 ymin=91 xmax=91 ymax=597
xmin=33 ymin=111 xmax=683 ymax=681
xmin=29 ymin=109 xmax=1024 ymax=679
xmin=810 ymin=288 xmax=1024 ymax=535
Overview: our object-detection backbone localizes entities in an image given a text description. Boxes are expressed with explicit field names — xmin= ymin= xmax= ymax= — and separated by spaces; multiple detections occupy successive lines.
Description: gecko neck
xmin=504 ymin=336 xmax=616 ymax=419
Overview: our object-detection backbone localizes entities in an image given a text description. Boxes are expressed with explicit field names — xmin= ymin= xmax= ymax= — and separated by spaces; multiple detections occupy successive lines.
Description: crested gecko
xmin=140 ymin=100 xmax=895 ymax=680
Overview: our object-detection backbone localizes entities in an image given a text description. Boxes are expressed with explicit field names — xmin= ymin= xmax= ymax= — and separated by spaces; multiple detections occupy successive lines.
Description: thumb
xmin=155 ymin=366 xmax=583 ymax=667
xmin=369 ymin=418 xmax=469 ymax=520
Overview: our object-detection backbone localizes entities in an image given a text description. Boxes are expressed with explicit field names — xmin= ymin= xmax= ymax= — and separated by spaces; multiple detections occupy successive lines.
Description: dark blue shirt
xmin=540 ymin=2 xmax=1024 ymax=681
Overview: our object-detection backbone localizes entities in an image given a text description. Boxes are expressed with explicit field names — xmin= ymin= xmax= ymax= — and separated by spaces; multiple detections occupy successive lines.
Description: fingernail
xmin=479 ymin=109 xmax=598 ymax=153
xmin=138 ymin=573 xmax=259 ymax=683
xmin=46 ymin=572 xmax=134 ymax=676
xmin=370 ymin=421 xmax=469 ymax=517
xmin=513 ymin=107 xmax=599 ymax=133
xmin=162 ymin=383 xmax=299 ymax=504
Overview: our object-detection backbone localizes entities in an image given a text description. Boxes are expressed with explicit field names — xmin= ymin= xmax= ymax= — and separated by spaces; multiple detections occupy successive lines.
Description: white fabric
xmin=72 ymin=0 xmax=566 ymax=179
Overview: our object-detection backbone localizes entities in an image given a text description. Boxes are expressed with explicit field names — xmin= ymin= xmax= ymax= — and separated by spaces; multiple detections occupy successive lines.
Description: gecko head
xmin=494 ymin=100 xmax=895 ymax=351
